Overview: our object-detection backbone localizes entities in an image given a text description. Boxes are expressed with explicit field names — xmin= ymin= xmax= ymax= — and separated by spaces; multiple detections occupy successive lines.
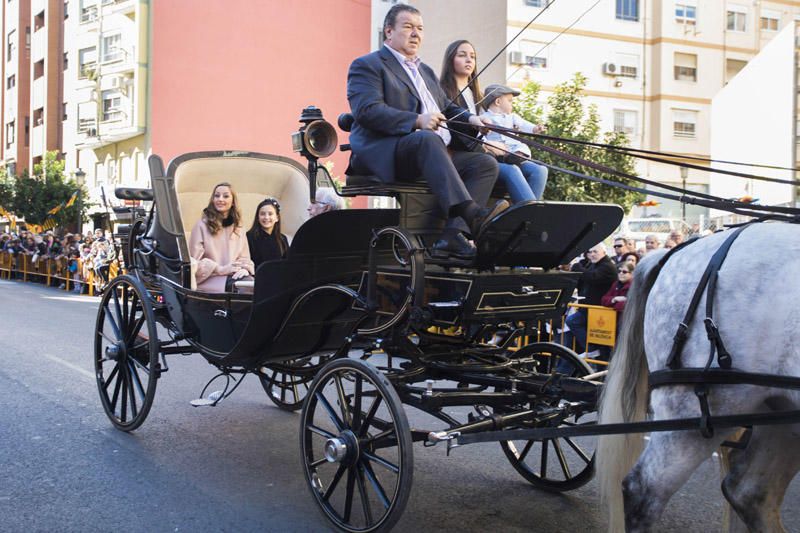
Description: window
xmin=78 ymin=46 xmax=96 ymax=78
xmin=675 ymin=3 xmax=696 ymax=25
xmin=63 ymin=102 xmax=68 ymax=121
xmin=63 ymin=52 xmax=68 ymax=70
xmin=674 ymin=52 xmax=697 ymax=81
xmin=525 ymin=0 xmax=552 ymax=6
xmin=726 ymin=58 xmax=746 ymax=81
xmin=613 ymin=109 xmax=637 ymax=137
xmin=64 ymin=1 xmax=69 ymax=19
xmin=33 ymin=108 xmax=44 ymax=126
xmin=760 ymin=10 xmax=780 ymax=31
xmin=727 ymin=6 xmax=747 ymax=32
xmin=6 ymin=74 xmax=14 ymax=89
xmin=34 ymin=11 xmax=45 ymax=32
xmin=24 ymin=116 xmax=29 ymax=146
xmin=102 ymin=33 xmax=121 ymax=62
xmin=616 ymin=0 xmax=639 ymax=21
xmin=5 ymin=121 xmax=14 ymax=148
xmin=673 ymin=109 xmax=697 ymax=138
xmin=80 ymin=1 xmax=97 ymax=23
xmin=102 ymin=90 xmax=122 ymax=122
xmin=7 ymin=30 xmax=15 ymax=62
xmin=33 ymin=59 xmax=44 ymax=80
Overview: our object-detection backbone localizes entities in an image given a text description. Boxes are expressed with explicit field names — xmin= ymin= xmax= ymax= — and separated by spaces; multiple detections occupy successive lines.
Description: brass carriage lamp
xmin=292 ymin=106 xmax=338 ymax=203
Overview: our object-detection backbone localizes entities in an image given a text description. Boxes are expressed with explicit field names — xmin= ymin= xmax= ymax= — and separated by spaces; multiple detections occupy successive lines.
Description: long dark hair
xmin=203 ymin=182 xmax=242 ymax=235
xmin=440 ymin=40 xmax=483 ymax=111
xmin=247 ymin=197 xmax=286 ymax=256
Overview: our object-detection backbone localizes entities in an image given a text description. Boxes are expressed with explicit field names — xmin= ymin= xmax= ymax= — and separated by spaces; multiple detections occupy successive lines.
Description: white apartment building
xmin=405 ymin=0 xmax=800 ymax=219
xmin=72 ymin=0 xmax=149 ymax=224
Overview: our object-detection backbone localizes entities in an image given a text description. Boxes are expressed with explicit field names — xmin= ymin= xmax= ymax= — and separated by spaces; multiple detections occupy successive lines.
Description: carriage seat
xmin=169 ymin=153 xmax=311 ymax=291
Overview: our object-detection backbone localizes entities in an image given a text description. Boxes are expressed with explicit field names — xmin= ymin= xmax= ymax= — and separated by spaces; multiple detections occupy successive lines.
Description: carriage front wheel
xmin=500 ymin=342 xmax=596 ymax=492
xmin=300 ymin=358 xmax=413 ymax=532
xmin=94 ymin=274 xmax=160 ymax=431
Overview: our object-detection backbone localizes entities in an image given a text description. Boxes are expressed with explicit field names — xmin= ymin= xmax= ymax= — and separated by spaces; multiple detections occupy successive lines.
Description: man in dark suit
xmin=346 ymin=3 xmax=505 ymax=260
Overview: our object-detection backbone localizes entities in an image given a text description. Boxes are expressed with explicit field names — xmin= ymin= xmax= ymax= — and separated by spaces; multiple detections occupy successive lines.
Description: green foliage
xmin=5 ymin=151 xmax=89 ymax=229
xmin=0 ymin=167 xmax=13 ymax=208
xmin=513 ymin=73 xmax=643 ymax=212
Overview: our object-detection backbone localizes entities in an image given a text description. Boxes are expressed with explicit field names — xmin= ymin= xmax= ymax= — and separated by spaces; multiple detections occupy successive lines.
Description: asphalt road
xmin=1 ymin=278 xmax=799 ymax=532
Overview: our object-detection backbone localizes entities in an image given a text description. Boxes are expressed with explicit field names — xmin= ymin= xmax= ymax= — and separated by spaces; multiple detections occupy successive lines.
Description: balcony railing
xmin=78 ymin=118 xmax=97 ymax=134
xmin=80 ymin=6 xmax=98 ymax=24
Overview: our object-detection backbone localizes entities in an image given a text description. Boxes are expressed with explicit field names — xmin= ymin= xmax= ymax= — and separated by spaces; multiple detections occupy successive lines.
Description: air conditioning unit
xmin=87 ymin=127 xmax=97 ymax=137
xmin=619 ymin=65 xmax=638 ymax=78
xmin=509 ymin=51 xmax=525 ymax=65
xmin=603 ymin=62 xmax=619 ymax=76
xmin=110 ymin=76 xmax=122 ymax=89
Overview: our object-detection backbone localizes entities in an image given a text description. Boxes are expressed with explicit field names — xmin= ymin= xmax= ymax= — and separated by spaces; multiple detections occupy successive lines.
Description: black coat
xmin=571 ymin=255 xmax=617 ymax=306
xmin=247 ymin=230 xmax=288 ymax=267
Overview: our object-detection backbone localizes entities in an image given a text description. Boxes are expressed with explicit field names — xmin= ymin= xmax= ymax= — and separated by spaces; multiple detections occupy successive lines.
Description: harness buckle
xmin=694 ymin=384 xmax=714 ymax=439
xmin=673 ymin=322 xmax=689 ymax=342
xmin=704 ymin=318 xmax=733 ymax=369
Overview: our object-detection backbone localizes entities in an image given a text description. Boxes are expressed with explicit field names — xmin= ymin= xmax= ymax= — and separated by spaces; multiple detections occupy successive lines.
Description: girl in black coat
xmin=247 ymin=198 xmax=289 ymax=268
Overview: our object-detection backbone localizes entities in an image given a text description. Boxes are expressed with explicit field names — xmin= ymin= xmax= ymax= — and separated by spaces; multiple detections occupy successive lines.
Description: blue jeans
xmin=497 ymin=161 xmax=548 ymax=203
xmin=561 ymin=309 xmax=588 ymax=354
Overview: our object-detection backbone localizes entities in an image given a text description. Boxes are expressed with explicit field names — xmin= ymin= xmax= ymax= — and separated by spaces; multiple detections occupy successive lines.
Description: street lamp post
xmin=680 ymin=166 xmax=688 ymax=222
xmin=74 ymin=168 xmax=86 ymax=234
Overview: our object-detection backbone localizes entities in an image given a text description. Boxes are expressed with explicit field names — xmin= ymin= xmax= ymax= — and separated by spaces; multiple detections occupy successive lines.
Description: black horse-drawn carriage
xmin=95 ymin=109 xmax=623 ymax=531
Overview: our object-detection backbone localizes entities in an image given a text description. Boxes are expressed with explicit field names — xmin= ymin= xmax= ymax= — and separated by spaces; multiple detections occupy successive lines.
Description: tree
xmin=9 ymin=151 xmax=89 ymax=230
xmin=0 ymin=167 xmax=13 ymax=208
xmin=514 ymin=73 xmax=643 ymax=213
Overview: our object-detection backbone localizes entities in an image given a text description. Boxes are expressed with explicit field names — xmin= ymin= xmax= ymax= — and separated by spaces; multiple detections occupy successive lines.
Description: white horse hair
xmin=597 ymin=222 xmax=800 ymax=532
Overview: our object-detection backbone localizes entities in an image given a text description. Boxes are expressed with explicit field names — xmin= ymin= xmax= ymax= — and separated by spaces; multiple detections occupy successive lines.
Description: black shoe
xmin=431 ymin=232 xmax=476 ymax=260
xmin=470 ymin=200 xmax=510 ymax=238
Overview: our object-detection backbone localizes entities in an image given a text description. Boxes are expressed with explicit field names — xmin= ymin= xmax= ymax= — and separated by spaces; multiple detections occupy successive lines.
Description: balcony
xmin=100 ymin=47 xmax=135 ymax=74
xmin=80 ymin=5 xmax=98 ymax=24
xmin=103 ymin=0 xmax=136 ymax=16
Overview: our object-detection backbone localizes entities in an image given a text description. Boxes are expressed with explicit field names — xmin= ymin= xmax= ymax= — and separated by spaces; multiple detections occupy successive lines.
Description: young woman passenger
xmin=440 ymin=40 xmax=547 ymax=203
xmin=247 ymin=197 xmax=289 ymax=267
xmin=189 ymin=182 xmax=254 ymax=293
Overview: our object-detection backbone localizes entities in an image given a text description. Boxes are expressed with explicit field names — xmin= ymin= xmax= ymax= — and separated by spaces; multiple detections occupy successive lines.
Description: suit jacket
xmin=347 ymin=46 xmax=472 ymax=181
xmin=571 ymin=255 xmax=617 ymax=306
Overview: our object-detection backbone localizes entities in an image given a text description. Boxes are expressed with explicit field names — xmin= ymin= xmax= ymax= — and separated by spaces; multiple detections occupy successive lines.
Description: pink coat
xmin=189 ymin=218 xmax=254 ymax=293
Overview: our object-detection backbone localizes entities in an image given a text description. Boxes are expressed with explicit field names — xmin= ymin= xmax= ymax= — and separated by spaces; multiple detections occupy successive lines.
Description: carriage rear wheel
xmin=500 ymin=342 xmax=596 ymax=492
xmin=94 ymin=275 xmax=160 ymax=431
xmin=258 ymin=355 xmax=332 ymax=411
xmin=300 ymin=359 xmax=413 ymax=532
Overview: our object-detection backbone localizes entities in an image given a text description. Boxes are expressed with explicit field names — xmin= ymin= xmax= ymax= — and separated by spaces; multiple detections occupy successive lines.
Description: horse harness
xmin=647 ymin=223 xmax=800 ymax=438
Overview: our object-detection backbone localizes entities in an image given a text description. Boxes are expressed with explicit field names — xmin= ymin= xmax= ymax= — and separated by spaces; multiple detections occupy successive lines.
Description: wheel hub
xmin=323 ymin=430 xmax=359 ymax=465
xmin=105 ymin=342 xmax=127 ymax=361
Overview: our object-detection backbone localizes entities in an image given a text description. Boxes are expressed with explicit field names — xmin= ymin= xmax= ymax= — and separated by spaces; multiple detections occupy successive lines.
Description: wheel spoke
xmin=307 ymin=424 xmax=336 ymax=440
xmin=122 ymin=286 xmax=130 ymax=331
xmin=126 ymin=313 xmax=146 ymax=346
xmin=109 ymin=366 xmax=123 ymax=410
xmin=310 ymin=457 xmax=328 ymax=468
xmin=552 ymin=439 xmax=572 ymax=479
xmin=343 ymin=467 xmax=356 ymax=523
xmin=517 ymin=440 xmax=534 ymax=462
xmin=362 ymin=459 xmax=391 ymax=509
xmin=112 ymin=288 xmax=125 ymax=339
xmin=334 ymin=374 xmax=352 ymax=428
xmin=563 ymin=436 xmax=592 ymax=464
xmin=130 ymin=356 xmax=151 ymax=375
xmin=368 ymin=429 xmax=398 ymax=450
xmin=127 ymin=363 xmax=138 ymax=419
xmin=363 ymin=451 xmax=399 ymax=474
xmin=356 ymin=463 xmax=374 ymax=525
xmin=352 ymin=374 xmax=362 ymax=434
xmin=128 ymin=360 xmax=146 ymax=400
xmin=358 ymin=395 xmax=383 ymax=438
xmin=103 ymin=365 xmax=120 ymax=391
xmin=315 ymin=392 xmax=345 ymax=432
xmin=322 ymin=464 xmax=346 ymax=502
xmin=120 ymin=364 xmax=129 ymax=423
xmin=97 ymin=329 xmax=117 ymax=345
xmin=540 ymin=439 xmax=549 ymax=477
xmin=104 ymin=306 xmax=123 ymax=342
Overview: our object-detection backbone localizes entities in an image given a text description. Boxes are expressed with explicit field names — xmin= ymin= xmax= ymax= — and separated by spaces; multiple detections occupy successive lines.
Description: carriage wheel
xmin=94 ymin=274 xmax=160 ymax=432
xmin=500 ymin=342 xmax=596 ymax=492
xmin=258 ymin=356 xmax=331 ymax=411
xmin=300 ymin=359 xmax=413 ymax=532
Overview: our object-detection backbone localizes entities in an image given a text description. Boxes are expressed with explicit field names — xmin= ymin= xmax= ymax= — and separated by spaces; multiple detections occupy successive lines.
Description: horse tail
xmin=596 ymin=252 xmax=664 ymax=532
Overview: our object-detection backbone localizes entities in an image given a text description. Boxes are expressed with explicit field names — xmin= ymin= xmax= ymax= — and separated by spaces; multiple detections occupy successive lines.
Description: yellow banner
xmin=587 ymin=306 xmax=617 ymax=347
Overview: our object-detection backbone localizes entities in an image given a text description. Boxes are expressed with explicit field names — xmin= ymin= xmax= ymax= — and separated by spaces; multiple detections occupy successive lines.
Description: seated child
xmin=481 ymin=84 xmax=548 ymax=203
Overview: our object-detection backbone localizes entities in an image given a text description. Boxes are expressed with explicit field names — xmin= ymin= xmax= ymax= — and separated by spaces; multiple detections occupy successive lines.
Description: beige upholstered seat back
xmin=173 ymin=155 xmax=310 ymax=246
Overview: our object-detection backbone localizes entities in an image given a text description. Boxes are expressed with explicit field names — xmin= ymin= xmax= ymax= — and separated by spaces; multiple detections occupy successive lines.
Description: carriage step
xmin=190 ymin=390 xmax=224 ymax=407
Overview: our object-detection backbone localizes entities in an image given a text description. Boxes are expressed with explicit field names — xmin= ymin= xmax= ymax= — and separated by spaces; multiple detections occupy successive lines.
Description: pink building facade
xmin=150 ymin=0 xmax=369 ymax=188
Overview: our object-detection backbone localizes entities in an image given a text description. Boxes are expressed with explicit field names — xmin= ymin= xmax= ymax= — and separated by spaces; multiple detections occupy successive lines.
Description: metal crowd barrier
xmin=0 ymin=250 xmax=120 ymax=296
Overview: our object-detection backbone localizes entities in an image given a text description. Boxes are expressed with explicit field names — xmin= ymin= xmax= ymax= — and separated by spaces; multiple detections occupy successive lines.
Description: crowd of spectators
xmin=0 ymin=227 xmax=117 ymax=293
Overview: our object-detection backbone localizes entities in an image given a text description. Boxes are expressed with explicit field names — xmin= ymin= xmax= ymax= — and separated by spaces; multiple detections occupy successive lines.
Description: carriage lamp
xmin=292 ymin=106 xmax=339 ymax=202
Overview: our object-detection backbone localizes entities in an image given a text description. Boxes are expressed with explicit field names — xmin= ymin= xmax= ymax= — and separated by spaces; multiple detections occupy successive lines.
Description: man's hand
xmin=533 ymin=124 xmax=546 ymax=134
xmin=483 ymin=141 xmax=508 ymax=157
xmin=416 ymin=112 xmax=446 ymax=131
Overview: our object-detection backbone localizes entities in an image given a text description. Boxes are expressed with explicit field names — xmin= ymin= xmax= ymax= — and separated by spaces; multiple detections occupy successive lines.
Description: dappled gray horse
xmin=597 ymin=222 xmax=800 ymax=532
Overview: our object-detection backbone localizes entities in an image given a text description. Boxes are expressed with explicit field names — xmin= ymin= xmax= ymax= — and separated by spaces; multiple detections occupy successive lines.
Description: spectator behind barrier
xmin=189 ymin=182 xmax=255 ymax=293
xmin=247 ymin=197 xmax=289 ymax=267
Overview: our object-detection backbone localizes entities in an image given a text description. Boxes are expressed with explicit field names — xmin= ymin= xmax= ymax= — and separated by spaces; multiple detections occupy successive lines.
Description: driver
xmin=346 ymin=3 xmax=506 ymax=261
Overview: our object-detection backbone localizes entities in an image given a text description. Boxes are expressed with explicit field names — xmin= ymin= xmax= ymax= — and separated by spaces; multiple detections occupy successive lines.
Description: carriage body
xmin=97 ymin=144 xmax=625 ymax=532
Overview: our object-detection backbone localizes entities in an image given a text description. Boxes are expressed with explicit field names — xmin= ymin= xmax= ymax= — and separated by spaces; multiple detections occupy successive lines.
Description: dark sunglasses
xmin=613 ymin=244 xmax=624 ymax=248
xmin=618 ymin=269 xmax=631 ymax=274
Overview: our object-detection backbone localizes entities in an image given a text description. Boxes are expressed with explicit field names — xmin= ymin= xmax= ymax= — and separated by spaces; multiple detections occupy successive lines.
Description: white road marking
xmin=41 ymin=295 xmax=98 ymax=303
xmin=42 ymin=352 xmax=94 ymax=380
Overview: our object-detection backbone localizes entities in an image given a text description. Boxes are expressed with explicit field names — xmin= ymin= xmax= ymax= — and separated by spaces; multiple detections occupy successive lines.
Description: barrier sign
xmin=587 ymin=306 xmax=617 ymax=347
